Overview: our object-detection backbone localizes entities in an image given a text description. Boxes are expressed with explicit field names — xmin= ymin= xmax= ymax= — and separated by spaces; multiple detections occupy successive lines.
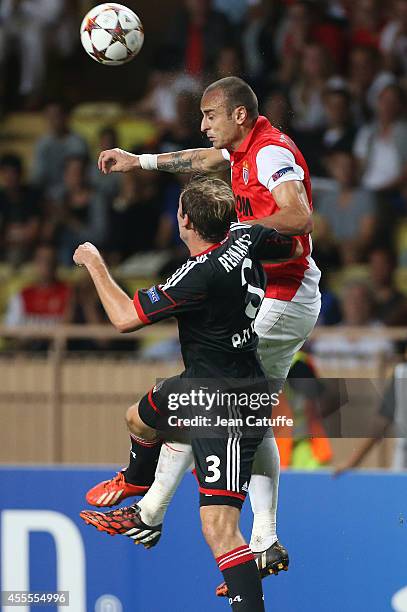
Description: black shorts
xmin=138 ymin=375 xmax=268 ymax=510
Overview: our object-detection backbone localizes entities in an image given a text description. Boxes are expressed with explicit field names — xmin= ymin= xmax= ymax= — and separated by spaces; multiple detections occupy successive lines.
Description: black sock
xmin=217 ymin=545 xmax=265 ymax=611
xmin=123 ymin=434 xmax=162 ymax=486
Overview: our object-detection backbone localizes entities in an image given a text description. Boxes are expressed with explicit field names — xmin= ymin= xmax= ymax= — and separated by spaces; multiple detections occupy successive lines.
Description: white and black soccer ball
xmin=80 ymin=3 xmax=144 ymax=66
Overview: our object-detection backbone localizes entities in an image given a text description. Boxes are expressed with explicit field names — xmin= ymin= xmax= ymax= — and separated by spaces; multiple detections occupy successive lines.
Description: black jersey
xmin=134 ymin=222 xmax=296 ymax=377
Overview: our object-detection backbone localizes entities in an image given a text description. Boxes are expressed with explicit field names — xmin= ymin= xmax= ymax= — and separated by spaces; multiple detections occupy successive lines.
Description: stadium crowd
xmin=0 ymin=0 xmax=406 ymax=358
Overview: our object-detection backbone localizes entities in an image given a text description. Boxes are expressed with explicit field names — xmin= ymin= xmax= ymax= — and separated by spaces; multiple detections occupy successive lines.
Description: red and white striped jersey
xmin=222 ymin=115 xmax=321 ymax=303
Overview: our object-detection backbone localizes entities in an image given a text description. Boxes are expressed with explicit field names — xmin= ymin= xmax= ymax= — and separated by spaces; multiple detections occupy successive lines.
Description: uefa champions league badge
xmin=243 ymin=160 xmax=250 ymax=185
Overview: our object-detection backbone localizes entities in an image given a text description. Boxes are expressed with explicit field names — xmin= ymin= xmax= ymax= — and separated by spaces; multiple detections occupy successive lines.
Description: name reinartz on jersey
xmin=218 ymin=233 xmax=252 ymax=272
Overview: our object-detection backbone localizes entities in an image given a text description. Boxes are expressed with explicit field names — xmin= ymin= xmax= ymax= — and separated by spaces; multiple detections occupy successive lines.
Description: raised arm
xmin=73 ymin=242 xmax=142 ymax=333
xmin=98 ymin=147 xmax=228 ymax=175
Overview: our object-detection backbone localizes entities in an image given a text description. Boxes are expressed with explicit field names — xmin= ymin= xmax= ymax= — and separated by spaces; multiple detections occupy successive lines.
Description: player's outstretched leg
xmin=80 ymin=437 xmax=193 ymax=547
xmin=86 ymin=402 xmax=162 ymax=507
xmin=202 ymin=505 xmax=265 ymax=611
xmin=136 ymin=441 xmax=194 ymax=525
xmin=80 ymin=503 xmax=162 ymax=548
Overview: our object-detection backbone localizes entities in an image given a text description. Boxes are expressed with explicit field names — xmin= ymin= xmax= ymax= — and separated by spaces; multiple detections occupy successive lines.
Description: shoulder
xmin=229 ymin=221 xmax=252 ymax=232
xmin=255 ymin=144 xmax=297 ymax=167
xmin=227 ymin=221 xmax=256 ymax=241
xmin=160 ymin=257 xmax=210 ymax=291
xmin=255 ymin=144 xmax=304 ymax=189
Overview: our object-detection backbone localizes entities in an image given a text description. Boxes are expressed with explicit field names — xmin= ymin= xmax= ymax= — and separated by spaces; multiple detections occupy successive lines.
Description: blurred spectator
xmin=301 ymin=87 xmax=356 ymax=175
xmin=369 ymin=248 xmax=407 ymax=324
xmin=312 ymin=281 xmax=394 ymax=368
xmin=241 ymin=0 xmax=277 ymax=86
xmin=262 ymin=89 xmax=293 ymax=133
xmin=32 ymin=102 xmax=89 ymax=195
xmin=353 ymin=84 xmax=407 ymax=192
xmin=347 ymin=45 xmax=378 ymax=122
xmin=277 ymin=1 xmax=346 ymax=82
xmin=210 ymin=46 xmax=244 ymax=83
xmin=167 ymin=0 xmax=233 ymax=79
xmin=155 ymin=175 xmax=190 ymax=253
xmin=90 ymin=127 xmax=121 ymax=200
xmin=380 ymin=0 xmax=407 ymax=74
xmin=289 ymin=43 xmax=332 ymax=132
xmin=48 ymin=156 xmax=108 ymax=266
xmin=64 ymin=275 xmax=112 ymax=351
xmin=320 ymin=88 xmax=356 ymax=155
xmin=347 ymin=45 xmax=396 ymax=123
xmin=107 ymin=170 xmax=162 ymax=263
xmin=0 ymin=154 xmax=41 ymax=266
xmin=349 ymin=0 xmax=384 ymax=49
xmin=213 ymin=0 xmax=248 ymax=25
xmin=334 ymin=361 xmax=407 ymax=473
xmin=0 ymin=0 xmax=66 ymax=105
xmin=314 ymin=150 xmax=376 ymax=265
xmin=275 ymin=351 xmax=333 ymax=470
xmin=159 ymin=91 xmax=204 ymax=152
xmin=4 ymin=243 xmax=70 ymax=332
xmin=134 ymin=56 xmax=200 ymax=129
xmin=317 ymin=279 xmax=342 ymax=327
xmin=276 ymin=0 xmax=313 ymax=74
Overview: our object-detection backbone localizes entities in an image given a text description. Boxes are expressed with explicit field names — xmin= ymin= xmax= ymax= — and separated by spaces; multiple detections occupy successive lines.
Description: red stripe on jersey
xmin=198 ymin=486 xmax=246 ymax=501
xmin=133 ymin=291 xmax=151 ymax=324
xmin=147 ymin=389 xmax=161 ymax=415
xmin=193 ymin=240 xmax=224 ymax=258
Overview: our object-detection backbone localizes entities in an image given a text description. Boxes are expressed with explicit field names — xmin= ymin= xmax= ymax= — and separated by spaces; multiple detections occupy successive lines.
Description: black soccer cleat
xmin=215 ymin=540 xmax=289 ymax=597
xmin=255 ymin=540 xmax=289 ymax=578
xmin=80 ymin=503 xmax=162 ymax=549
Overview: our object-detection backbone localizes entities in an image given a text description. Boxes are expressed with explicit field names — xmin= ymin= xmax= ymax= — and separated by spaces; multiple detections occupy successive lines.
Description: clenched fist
xmin=98 ymin=148 xmax=139 ymax=174
xmin=73 ymin=242 xmax=102 ymax=268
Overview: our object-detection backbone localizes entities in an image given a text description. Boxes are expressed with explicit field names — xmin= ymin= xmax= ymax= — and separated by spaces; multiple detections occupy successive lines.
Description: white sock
xmin=137 ymin=441 xmax=194 ymax=525
xmin=249 ymin=433 xmax=280 ymax=553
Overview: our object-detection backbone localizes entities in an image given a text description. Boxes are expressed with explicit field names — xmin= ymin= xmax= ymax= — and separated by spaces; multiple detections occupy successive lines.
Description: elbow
xmin=115 ymin=318 xmax=137 ymax=333
xmin=115 ymin=321 xmax=135 ymax=334
xmin=297 ymin=214 xmax=313 ymax=235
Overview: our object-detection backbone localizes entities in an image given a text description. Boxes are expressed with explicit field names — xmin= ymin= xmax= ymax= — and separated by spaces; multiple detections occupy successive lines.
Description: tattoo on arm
xmin=157 ymin=150 xmax=209 ymax=173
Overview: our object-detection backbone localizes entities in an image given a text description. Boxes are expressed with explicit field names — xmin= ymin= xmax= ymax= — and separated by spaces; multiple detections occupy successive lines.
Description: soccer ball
xmin=80 ymin=3 xmax=144 ymax=66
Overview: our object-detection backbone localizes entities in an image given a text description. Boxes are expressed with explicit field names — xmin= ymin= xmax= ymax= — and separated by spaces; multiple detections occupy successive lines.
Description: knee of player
xmin=125 ymin=402 xmax=143 ymax=434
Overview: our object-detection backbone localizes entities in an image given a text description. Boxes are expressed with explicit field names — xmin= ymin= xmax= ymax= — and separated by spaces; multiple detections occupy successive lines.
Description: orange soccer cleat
xmin=85 ymin=471 xmax=150 ymax=507
xmin=80 ymin=504 xmax=162 ymax=548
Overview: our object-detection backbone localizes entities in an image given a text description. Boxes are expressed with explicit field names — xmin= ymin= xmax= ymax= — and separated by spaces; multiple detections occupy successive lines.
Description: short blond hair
xmin=180 ymin=177 xmax=237 ymax=243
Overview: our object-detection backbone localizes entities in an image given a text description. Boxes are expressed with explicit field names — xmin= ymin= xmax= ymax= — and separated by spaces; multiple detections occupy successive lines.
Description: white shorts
xmin=254 ymin=297 xmax=321 ymax=380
